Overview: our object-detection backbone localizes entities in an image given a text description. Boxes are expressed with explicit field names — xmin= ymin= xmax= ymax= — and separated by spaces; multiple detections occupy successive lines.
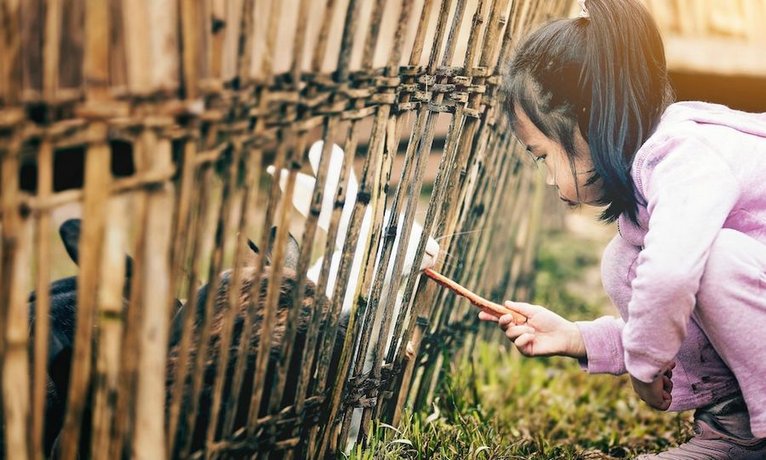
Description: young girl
xmin=480 ymin=0 xmax=766 ymax=458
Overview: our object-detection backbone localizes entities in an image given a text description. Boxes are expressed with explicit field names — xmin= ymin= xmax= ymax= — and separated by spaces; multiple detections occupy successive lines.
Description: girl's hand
xmin=478 ymin=301 xmax=586 ymax=359
xmin=630 ymin=363 xmax=674 ymax=411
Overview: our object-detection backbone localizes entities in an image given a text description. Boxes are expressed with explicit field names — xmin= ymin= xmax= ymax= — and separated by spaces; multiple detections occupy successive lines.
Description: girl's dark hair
xmin=503 ymin=0 xmax=673 ymax=223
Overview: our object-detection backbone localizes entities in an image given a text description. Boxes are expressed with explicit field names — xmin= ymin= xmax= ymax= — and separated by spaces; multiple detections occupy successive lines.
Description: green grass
xmin=351 ymin=229 xmax=694 ymax=459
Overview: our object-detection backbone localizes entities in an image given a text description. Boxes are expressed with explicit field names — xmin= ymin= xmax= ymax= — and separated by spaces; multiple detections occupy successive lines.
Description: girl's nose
xmin=543 ymin=164 xmax=555 ymax=186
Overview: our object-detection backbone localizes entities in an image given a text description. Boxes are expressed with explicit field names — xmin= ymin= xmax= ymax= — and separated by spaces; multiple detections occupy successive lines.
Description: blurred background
xmin=641 ymin=0 xmax=766 ymax=112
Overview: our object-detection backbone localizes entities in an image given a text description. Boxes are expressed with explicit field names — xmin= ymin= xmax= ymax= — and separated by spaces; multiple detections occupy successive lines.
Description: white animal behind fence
xmin=267 ymin=141 xmax=440 ymax=326
xmin=268 ymin=140 xmax=443 ymax=450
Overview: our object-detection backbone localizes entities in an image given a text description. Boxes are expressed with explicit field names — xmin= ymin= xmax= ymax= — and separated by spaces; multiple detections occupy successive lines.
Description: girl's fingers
xmin=498 ymin=313 xmax=517 ymax=327
xmin=505 ymin=326 xmax=535 ymax=342
xmin=505 ymin=325 xmax=535 ymax=340
xmin=513 ymin=333 xmax=534 ymax=353
xmin=478 ymin=311 xmax=499 ymax=322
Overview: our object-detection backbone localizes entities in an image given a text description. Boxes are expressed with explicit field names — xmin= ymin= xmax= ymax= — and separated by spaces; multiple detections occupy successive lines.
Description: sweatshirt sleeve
xmin=575 ymin=316 xmax=627 ymax=375
xmin=623 ymin=135 xmax=740 ymax=383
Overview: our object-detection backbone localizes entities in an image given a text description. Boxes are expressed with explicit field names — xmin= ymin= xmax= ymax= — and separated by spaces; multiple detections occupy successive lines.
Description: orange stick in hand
xmin=422 ymin=268 xmax=527 ymax=324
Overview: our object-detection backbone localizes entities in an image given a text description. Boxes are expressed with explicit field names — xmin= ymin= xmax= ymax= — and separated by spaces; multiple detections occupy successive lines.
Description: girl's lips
xmin=559 ymin=196 xmax=577 ymax=206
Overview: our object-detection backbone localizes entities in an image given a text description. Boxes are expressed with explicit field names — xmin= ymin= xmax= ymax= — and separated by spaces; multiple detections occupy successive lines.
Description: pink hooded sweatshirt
xmin=576 ymin=101 xmax=766 ymax=412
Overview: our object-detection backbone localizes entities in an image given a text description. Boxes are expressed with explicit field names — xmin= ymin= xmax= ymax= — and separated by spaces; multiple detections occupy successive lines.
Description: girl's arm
xmin=575 ymin=316 xmax=628 ymax=375
xmin=624 ymin=134 xmax=740 ymax=383
xmin=480 ymin=305 xmax=675 ymax=410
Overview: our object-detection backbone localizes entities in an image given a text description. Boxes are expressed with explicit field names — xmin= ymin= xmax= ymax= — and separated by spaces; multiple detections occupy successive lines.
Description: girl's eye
xmin=534 ymin=155 xmax=546 ymax=164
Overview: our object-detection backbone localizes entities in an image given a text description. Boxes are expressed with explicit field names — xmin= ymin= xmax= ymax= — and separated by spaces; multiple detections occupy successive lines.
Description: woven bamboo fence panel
xmin=0 ymin=0 xmax=571 ymax=458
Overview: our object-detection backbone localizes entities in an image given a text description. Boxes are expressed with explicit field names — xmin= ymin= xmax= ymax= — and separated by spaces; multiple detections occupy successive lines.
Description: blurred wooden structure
xmin=0 ymin=0 xmax=570 ymax=458
xmin=643 ymin=0 xmax=766 ymax=112
xmin=643 ymin=0 xmax=766 ymax=77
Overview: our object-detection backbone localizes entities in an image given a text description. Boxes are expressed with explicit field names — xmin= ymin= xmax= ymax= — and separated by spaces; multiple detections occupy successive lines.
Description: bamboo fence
xmin=0 ymin=0 xmax=571 ymax=458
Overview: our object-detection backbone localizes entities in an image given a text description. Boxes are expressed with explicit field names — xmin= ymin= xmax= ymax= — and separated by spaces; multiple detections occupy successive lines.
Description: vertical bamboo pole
xmin=199 ymin=0 xmax=258 ymax=445
xmin=0 ymin=0 xmax=27 ymax=457
xmin=165 ymin=144 xmax=217 ymax=459
xmin=166 ymin=0 xmax=221 ymax=455
xmin=310 ymin=0 xmax=419 ymax=453
xmin=388 ymin=0 xmax=492 ymax=426
xmin=203 ymin=137 xmax=246 ymax=448
xmin=213 ymin=1 xmax=263 ymax=435
xmin=108 ymin=142 xmax=148 ymax=459
xmin=89 ymin=200 xmax=128 ymax=459
xmin=359 ymin=0 xmax=473 ymax=441
xmin=444 ymin=0 xmax=513 ymax=331
xmin=170 ymin=1 xmax=255 ymax=456
xmin=132 ymin=126 xmax=174 ymax=460
xmin=1 ymin=212 xmax=31 ymax=460
xmin=57 ymin=0 xmax=112 ymax=457
xmin=58 ymin=127 xmax=110 ymax=460
xmin=31 ymin=142 xmax=53 ymax=460
xmin=284 ymin=3 xmax=367 ymax=453
xmin=286 ymin=0 xmax=338 ymax=430
xmin=319 ymin=0 xmax=407 ymax=450
xmin=312 ymin=0 xmax=443 ymax=454
xmin=167 ymin=0 xmax=203 ymax=325
xmin=160 ymin=40 xmax=201 ymax=460
xmin=225 ymin=0 xmax=290 ymax=440
xmin=0 ymin=129 xmax=30 ymax=460
xmin=213 ymin=0 xmax=280 ymax=438
xmin=263 ymin=0 xmax=314 ymax=417
xmin=29 ymin=1 xmax=61 ymax=457
xmin=119 ymin=1 xmax=178 ymax=458
xmin=396 ymin=0 xmax=555 ymax=422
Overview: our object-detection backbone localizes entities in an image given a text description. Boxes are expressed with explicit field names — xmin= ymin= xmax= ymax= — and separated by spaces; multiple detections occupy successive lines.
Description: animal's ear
xmin=307 ymin=141 xmax=358 ymax=249
xmin=238 ymin=238 xmax=260 ymax=268
xmin=266 ymin=227 xmax=301 ymax=271
xmin=167 ymin=299 xmax=189 ymax=348
xmin=266 ymin=165 xmax=317 ymax=221
xmin=59 ymin=218 xmax=135 ymax=278
xmin=59 ymin=219 xmax=81 ymax=264
xmin=284 ymin=232 xmax=301 ymax=272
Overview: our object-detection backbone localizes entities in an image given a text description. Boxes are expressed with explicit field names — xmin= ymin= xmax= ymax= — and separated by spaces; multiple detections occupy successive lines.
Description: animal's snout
xmin=420 ymin=239 xmax=440 ymax=270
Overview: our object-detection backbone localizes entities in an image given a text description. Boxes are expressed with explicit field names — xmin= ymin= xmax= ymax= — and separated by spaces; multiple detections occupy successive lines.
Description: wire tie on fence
xmin=434 ymin=66 xmax=459 ymax=77
xmin=465 ymin=107 xmax=483 ymax=118
xmin=399 ymin=65 xmax=422 ymax=76
xmin=428 ymin=102 xmax=452 ymax=113
xmin=356 ymin=190 xmax=371 ymax=205
xmin=450 ymin=92 xmax=469 ymax=103
xmin=468 ymin=66 xmax=492 ymax=77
